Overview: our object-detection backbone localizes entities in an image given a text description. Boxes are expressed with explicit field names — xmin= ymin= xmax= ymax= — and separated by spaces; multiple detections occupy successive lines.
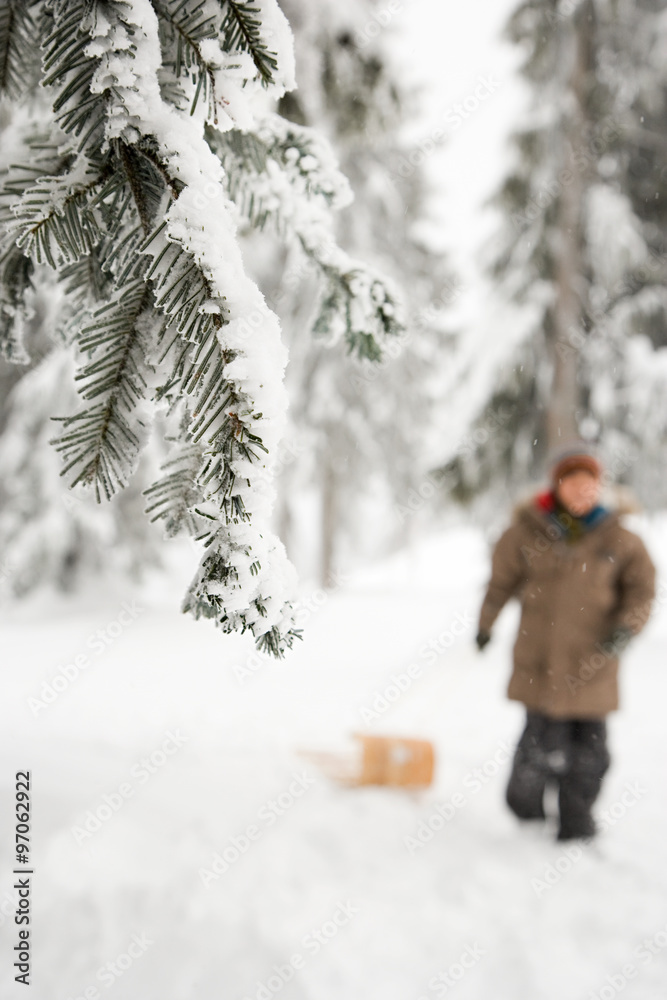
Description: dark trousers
xmin=506 ymin=711 xmax=611 ymax=838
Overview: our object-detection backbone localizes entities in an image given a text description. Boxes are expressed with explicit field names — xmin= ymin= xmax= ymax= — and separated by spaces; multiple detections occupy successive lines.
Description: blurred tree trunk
xmin=320 ymin=449 xmax=336 ymax=587
xmin=278 ymin=487 xmax=294 ymax=562
xmin=547 ymin=1 xmax=595 ymax=451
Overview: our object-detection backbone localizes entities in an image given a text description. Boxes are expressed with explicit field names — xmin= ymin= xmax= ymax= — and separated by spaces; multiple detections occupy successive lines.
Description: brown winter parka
xmin=478 ymin=497 xmax=656 ymax=719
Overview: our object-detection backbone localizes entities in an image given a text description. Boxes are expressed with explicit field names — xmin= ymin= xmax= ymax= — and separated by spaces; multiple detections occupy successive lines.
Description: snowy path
xmin=1 ymin=526 xmax=666 ymax=1000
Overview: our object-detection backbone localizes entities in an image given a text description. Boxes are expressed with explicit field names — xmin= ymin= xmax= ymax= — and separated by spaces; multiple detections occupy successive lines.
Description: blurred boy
xmin=476 ymin=444 xmax=655 ymax=840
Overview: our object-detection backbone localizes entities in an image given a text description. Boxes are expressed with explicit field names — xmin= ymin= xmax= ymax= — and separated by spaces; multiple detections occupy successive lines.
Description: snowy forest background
xmin=1 ymin=1 xmax=667 ymax=998
xmin=3 ymin=0 xmax=667 ymax=610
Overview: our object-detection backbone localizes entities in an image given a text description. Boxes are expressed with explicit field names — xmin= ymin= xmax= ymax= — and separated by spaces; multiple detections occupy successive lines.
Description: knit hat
xmin=549 ymin=443 xmax=603 ymax=484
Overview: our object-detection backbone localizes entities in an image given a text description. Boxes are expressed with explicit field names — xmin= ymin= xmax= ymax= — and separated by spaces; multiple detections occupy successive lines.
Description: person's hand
xmin=476 ymin=630 xmax=491 ymax=651
xmin=604 ymin=626 xmax=634 ymax=652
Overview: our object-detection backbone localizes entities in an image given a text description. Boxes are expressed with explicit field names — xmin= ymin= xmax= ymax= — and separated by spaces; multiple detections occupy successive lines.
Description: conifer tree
xmin=256 ymin=0 xmax=455 ymax=581
xmin=582 ymin=0 xmax=667 ymax=504
xmin=0 ymin=0 xmax=402 ymax=652
xmin=439 ymin=0 xmax=667 ymax=510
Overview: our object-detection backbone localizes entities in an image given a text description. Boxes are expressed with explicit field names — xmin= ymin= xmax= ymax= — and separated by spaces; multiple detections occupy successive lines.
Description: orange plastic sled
xmin=301 ymin=733 xmax=435 ymax=788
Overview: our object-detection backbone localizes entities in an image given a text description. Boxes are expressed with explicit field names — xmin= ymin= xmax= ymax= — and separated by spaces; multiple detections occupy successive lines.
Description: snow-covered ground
xmin=2 ymin=521 xmax=667 ymax=1000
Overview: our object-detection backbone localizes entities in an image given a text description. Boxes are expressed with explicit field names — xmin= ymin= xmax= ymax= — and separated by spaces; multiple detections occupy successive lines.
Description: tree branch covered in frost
xmin=208 ymin=115 xmax=403 ymax=359
xmin=0 ymin=0 xmax=405 ymax=654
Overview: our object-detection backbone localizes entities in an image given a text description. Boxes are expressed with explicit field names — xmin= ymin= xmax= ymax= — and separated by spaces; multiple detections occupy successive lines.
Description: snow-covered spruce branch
xmin=0 ymin=133 xmax=71 ymax=362
xmin=143 ymin=418 xmax=205 ymax=537
xmin=1 ymin=0 xmax=303 ymax=652
xmin=0 ymin=0 xmax=404 ymax=652
xmin=12 ymin=160 xmax=112 ymax=267
xmin=0 ymin=0 xmax=42 ymax=100
xmin=52 ymin=279 xmax=154 ymax=501
xmin=208 ymin=116 xmax=403 ymax=358
xmin=151 ymin=0 xmax=220 ymax=118
xmin=221 ymin=0 xmax=279 ymax=86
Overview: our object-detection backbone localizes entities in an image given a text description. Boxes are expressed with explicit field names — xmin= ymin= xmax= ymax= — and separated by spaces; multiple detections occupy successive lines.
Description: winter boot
xmin=506 ymin=712 xmax=576 ymax=821
xmin=557 ymin=720 xmax=610 ymax=841
xmin=506 ymin=754 xmax=548 ymax=820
